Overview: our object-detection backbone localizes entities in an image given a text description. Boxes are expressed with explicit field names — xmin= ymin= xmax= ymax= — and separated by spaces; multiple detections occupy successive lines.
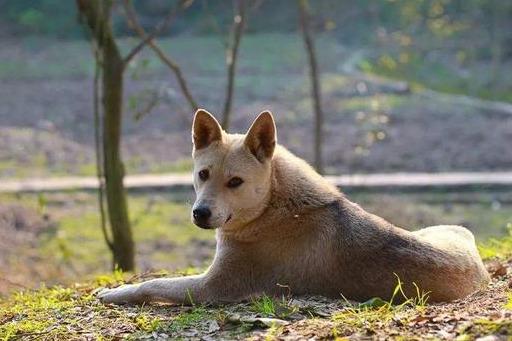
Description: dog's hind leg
xmin=412 ymin=225 xmax=476 ymax=252
xmin=412 ymin=225 xmax=490 ymax=291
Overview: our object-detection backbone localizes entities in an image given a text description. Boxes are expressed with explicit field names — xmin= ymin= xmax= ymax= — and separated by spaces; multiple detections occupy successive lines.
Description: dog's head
xmin=191 ymin=109 xmax=276 ymax=230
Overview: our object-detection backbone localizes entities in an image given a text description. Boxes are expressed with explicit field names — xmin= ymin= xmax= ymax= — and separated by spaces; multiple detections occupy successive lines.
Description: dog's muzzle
xmin=192 ymin=206 xmax=215 ymax=229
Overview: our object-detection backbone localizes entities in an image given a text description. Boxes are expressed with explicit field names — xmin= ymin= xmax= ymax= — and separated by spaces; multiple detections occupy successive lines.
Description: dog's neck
xmin=269 ymin=146 xmax=342 ymax=210
xmin=218 ymin=145 xmax=343 ymax=242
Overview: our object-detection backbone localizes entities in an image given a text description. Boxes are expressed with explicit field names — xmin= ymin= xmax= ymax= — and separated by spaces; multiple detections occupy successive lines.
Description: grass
xmin=0 ymin=34 xmax=339 ymax=81
xmin=361 ymin=51 xmax=512 ymax=103
xmin=0 ymin=215 xmax=511 ymax=339
xmin=0 ymin=191 xmax=213 ymax=294
xmin=334 ymin=275 xmax=428 ymax=335
xmin=251 ymin=295 xmax=277 ymax=317
xmin=478 ymin=224 xmax=512 ymax=260
xmin=164 ymin=306 xmax=211 ymax=334
xmin=3 ymin=34 xmax=510 ymax=105
xmin=0 ymin=274 xmax=177 ymax=340
xmin=0 ymin=189 xmax=510 ymax=296
xmin=0 ymin=189 xmax=511 ymax=338
xmin=0 ymin=276 xmax=509 ymax=340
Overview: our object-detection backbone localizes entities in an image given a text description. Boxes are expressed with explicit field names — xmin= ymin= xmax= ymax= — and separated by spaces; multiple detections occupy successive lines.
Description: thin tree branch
xmin=298 ymin=0 xmax=324 ymax=174
xmin=122 ymin=1 xmax=184 ymax=67
xmin=93 ymin=44 xmax=113 ymax=252
xmin=122 ymin=0 xmax=199 ymax=111
xmin=201 ymin=0 xmax=230 ymax=49
xmin=221 ymin=0 xmax=247 ymax=129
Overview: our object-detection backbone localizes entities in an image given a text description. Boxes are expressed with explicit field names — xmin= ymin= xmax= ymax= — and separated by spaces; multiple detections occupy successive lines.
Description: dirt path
xmin=1 ymin=171 xmax=512 ymax=193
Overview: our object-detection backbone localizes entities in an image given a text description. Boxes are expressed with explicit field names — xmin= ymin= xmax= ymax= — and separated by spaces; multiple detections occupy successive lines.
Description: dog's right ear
xmin=192 ymin=109 xmax=223 ymax=150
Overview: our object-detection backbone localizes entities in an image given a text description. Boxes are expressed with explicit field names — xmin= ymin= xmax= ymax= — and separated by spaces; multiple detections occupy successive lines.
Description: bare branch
xmin=201 ymin=0 xmax=230 ymax=49
xmin=298 ymin=0 xmax=324 ymax=174
xmin=122 ymin=1 xmax=183 ymax=67
xmin=122 ymin=0 xmax=199 ymax=111
xmin=93 ymin=43 xmax=113 ymax=252
xmin=221 ymin=0 xmax=247 ymax=129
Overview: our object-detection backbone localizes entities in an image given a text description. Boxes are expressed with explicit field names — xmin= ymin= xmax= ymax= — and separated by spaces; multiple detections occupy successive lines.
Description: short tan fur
xmin=99 ymin=109 xmax=490 ymax=305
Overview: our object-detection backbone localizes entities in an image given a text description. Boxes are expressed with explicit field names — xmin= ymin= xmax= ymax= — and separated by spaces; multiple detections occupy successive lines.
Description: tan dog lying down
xmin=99 ymin=109 xmax=490 ymax=305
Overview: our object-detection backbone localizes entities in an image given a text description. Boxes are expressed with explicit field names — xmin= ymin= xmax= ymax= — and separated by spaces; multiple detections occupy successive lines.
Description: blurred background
xmin=0 ymin=0 xmax=511 ymax=295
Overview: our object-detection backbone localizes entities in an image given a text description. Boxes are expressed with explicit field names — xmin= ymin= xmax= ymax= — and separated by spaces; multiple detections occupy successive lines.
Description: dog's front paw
xmin=97 ymin=284 xmax=142 ymax=305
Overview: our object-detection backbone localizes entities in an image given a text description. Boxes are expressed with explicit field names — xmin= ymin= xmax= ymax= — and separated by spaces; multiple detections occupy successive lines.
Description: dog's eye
xmin=227 ymin=177 xmax=244 ymax=188
xmin=198 ymin=169 xmax=209 ymax=181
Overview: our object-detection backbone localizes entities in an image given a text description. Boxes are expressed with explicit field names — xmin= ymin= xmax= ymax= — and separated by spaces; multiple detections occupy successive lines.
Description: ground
xmin=1 ymin=189 xmax=511 ymax=295
xmin=0 ymin=255 xmax=511 ymax=340
xmin=1 ymin=34 xmax=512 ymax=178
xmin=1 ymin=190 xmax=512 ymax=340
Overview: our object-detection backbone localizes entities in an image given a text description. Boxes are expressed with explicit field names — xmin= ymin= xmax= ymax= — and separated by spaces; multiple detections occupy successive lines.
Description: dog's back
xmin=220 ymin=145 xmax=490 ymax=303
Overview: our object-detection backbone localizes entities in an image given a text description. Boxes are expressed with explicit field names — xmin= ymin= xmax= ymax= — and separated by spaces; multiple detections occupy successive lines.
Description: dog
xmin=98 ymin=109 xmax=490 ymax=305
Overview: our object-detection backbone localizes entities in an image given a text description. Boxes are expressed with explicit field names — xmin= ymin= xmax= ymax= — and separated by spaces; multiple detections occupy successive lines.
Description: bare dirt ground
xmin=1 ymin=76 xmax=512 ymax=177
xmin=1 ymin=36 xmax=511 ymax=178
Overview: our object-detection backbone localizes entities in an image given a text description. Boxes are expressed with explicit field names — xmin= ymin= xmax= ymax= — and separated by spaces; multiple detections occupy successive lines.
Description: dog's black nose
xmin=193 ymin=206 xmax=211 ymax=222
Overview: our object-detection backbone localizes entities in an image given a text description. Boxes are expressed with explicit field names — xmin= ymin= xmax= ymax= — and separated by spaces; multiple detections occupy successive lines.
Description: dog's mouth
xmin=192 ymin=214 xmax=232 ymax=229
xmin=194 ymin=220 xmax=216 ymax=230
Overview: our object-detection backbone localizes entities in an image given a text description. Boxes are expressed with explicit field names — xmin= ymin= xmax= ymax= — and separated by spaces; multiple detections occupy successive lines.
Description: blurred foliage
xmin=1 ymin=0 xmax=509 ymax=97
xmin=0 ymin=0 xmax=81 ymax=37
xmin=0 ymin=0 xmax=510 ymax=44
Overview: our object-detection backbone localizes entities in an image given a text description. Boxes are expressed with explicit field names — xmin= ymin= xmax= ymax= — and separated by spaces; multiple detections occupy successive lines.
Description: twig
xmin=132 ymin=90 xmax=161 ymax=121
xmin=298 ymin=0 xmax=324 ymax=174
xmin=122 ymin=0 xmax=199 ymax=111
xmin=122 ymin=0 xmax=183 ymax=67
xmin=201 ymin=0 xmax=230 ymax=48
xmin=221 ymin=0 xmax=247 ymax=129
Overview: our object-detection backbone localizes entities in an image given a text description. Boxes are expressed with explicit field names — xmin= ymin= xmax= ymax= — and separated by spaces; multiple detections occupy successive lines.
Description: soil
xmin=1 ymin=75 xmax=512 ymax=177
xmin=0 ymin=205 xmax=56 ymax=293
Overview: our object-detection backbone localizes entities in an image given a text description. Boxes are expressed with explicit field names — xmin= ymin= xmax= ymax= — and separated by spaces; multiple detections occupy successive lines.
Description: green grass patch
xmin=165 ymin=306 xmax=211 ymax=334
xmin=0 ymin=273 xmax=184 ymax=340
xmin=361 ymin=52 xmax=512 ymax=103
xmin=458 ymin=318 xmax=512 ymax=338
xmin=0 ymin=34 xmax=339 ymax=81
xmin=478 ymin=224 xmax=512 ymax=260
xmin=0 ymin=191 xmax=214 ymax=290
xmin=251 ymin=295 xmax=277 ymax=316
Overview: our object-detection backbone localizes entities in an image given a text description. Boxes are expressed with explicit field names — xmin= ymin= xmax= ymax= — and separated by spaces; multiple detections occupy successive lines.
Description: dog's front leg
xmin=98 ymin=274 xmax=213 ymax=305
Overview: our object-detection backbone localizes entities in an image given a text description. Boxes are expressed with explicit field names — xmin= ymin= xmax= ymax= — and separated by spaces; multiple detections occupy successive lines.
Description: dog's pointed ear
xmin=192 ymin=109 xmax=223 ymax=150
xmin=244 ymin=111 xmax=276 ymax=162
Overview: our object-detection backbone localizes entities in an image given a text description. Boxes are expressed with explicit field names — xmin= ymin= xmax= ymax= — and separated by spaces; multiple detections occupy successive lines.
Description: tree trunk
xmin=298 ymin=0 xmax=324 ymax=174
xmin=102 ymin=37 xmax=135 ymax=271
xmin=77 ymin=0 xmax=135 ymax=271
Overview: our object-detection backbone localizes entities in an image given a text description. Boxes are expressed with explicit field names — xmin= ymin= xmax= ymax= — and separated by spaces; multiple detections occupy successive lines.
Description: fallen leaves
xmin=2 ymin=259 xmax=512 ymax=340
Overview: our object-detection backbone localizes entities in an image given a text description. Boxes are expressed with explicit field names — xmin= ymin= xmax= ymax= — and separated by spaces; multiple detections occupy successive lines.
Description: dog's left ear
xmin=244 ymin=111 xmax=276 ymax=162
